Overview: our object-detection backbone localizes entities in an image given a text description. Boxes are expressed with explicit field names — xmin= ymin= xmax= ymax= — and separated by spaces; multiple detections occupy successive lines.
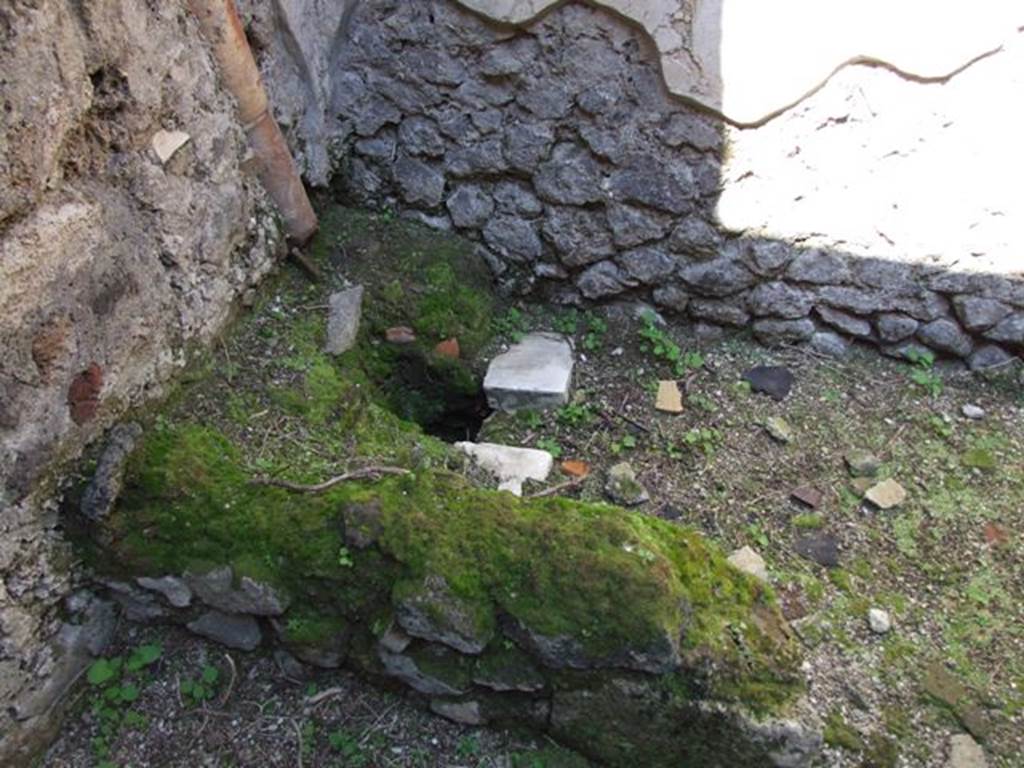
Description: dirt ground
xmin=46 ymin=209 xmax=1023 ymax=767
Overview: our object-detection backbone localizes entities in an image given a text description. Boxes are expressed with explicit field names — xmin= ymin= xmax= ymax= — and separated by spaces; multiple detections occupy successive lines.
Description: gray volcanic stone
xmin=785 ymin=250 xmax=851 ymax=284
xmin=968 ymin=344 xmax=1015 ymax=371
xmin=406 ymin=49 xmax=467 ymax=86
xmin=816 ymin=306 xmax=872 ymax=338
xmin=576 ymin=84 xmax=618 ymax=115
xmin=917 ymin=319 xmax=973 ymax=357
xmin=668 ymin=218 xmax=721 ymax=257
xmin=379 ymin=649 xmax=468 ymax=696
xmin=857 ymin=258 xmax=912 ymax=290
xmin=605 ymin=462 xmax=650 ymax=507
xmin=606 ymin=204 xmax=671 ymax=247
xmin=816 ymin=286 xmax=881 ymax=315
xmin=135 ymin=575 xmax=192 ymax=608
xmin=480 ymin=47 xmax=524 ymax=77
xmin=325 ymin=286 xmax=363 ymax=355
xmin=492 ymin=181 xmax=542 ymax=216
xmin=810 ymin=331 xmax=849 ymax=358
xmin=579 ymin=124 xmax=627 ymax=163
xmin=618 ymin=246 xmax=676 ymax=284
xmin=794 ymin=533 xmax=840 ymax=568
xmin=446 ymin=138 xmax=507 ymax=177
xmin=689 ymin=298 xmax=750 ymax=327
xmin=748 ymin=282 xmax=813 ymax=318
xmin=652 ymin=285 xmax=690 ymax=313
xmin=658 ymin=112 xmax=721 ymax=152
xmin=743 ymin=366 xmax=794 ymax=401
xmin=609 ymin=154 xmax=695 ymax=214
xmin=394 ymin=155 xmax=445 ymax=207
xmin=984 ymin=313 xmax=1024 ymax=345
xmin=483 ymin=216 xmax=542 ymax=262
xmin=395 ymin=575 xmax=492 ymax=654
xmin=187 ymin=611 xmax=262 ymax=651
xmin=430 ymin=700 xmax=485 ymax=725
xmin=876 ymin=313 xmax=919 ymax=342
xmin=753 ymin=318 xmax=817 ymax=345
xmin=354 ymin=133 xmax=396 ymax=160
xmin=577 ymin=260 xmax=638 ymax=299
xmin=453 ymin=80 xmax=513 ymax=109
xmin=542 ymin=208 xmax=614 ymax=266
xmin=953 ymin=295 xmax=1012 ymax=332
xmin=503 ymin=121 xmax=555 ymax=172
xmin=81 ymin=422 xmax=144 ymax=521
xmin=680 ymin=258 xmax=756 ymax=297
xmin=446 ymin=185 xmax=494 ymax=229
xmin=517 ymin=80 xmax=574 ymax=119
xmin=471 ymin=109 xmax=503 ymax=134
xmin=743 ymin=240 xmax=794 ymax=276
xmin=186 ymin=566 xmax=289 ymax=616
xmin=398 ymin=116 xmax=445 ymax=157
xmin=534 ymin=143 xmax=604 ymax=205
xmin=353 ymin=97 xmax=401 ymax=137
xmin=484 ymin=332 xmax=574 ymax=412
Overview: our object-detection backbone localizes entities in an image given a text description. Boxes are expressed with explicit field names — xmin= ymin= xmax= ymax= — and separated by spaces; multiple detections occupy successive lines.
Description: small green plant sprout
xmin=906 ymin=348 xmax=942 ymax=396
xmin=551 ymin=308 xmax=580 ymax=335
xmin=638 ymin=310 xmax=703 ymax=376
xmin=456 ymin=733 xmax=482 ymax=758
xmin=557 ymin=402 xmax=593 ymax=427
xmin=536 ymin=437 xmax=563 ymax=458
xmin=683 ymin=427 xmax=721 ymax=457
xmin=747 ymin=523 xmax=769 ymax=549
xmin=494 ymin=307 xmax=529 ymax=342
xmin=610 ymin=433 xmax=638 ymax=455
xmin=337 ymin=545 xmax=354 ymax=567
xmin=582 ymin=312 xmax=608 ymax=351
xmin=328 ymin=727 xmax=369 ymax=766
xmin=180 ymin=663 xmax=220 ymax=706
xmin=86 ymin=644 xmax=162 ymax=759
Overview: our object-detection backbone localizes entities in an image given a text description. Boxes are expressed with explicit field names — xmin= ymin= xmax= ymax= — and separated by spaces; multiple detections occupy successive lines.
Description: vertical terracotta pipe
xmin=187 ymin=0 xmax=318 ymax=244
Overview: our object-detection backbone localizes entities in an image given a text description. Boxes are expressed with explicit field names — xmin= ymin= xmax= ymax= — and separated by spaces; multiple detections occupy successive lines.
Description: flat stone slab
xmin=483 ymin=332 xmax=573 ymax=412
xmin=456 ymin=441 xmax=553 ymax=496
xmin=324 ymin=286 xmax=363 ymax=355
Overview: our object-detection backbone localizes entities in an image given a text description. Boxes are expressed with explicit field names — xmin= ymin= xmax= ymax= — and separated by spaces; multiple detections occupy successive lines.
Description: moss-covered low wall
xmin=76 ymin=207 xmax=820 ymax=767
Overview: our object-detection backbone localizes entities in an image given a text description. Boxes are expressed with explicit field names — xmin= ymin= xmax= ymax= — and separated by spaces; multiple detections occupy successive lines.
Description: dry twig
xmin=253 ymin=466 xmax=410 ymax=493
xmin=526 ymin=476 xmax=586 ymax=499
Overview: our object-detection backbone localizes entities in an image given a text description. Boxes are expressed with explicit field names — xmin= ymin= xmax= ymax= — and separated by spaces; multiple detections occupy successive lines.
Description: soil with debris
xmin=47 ymin=207 xmax=1022 ymax=767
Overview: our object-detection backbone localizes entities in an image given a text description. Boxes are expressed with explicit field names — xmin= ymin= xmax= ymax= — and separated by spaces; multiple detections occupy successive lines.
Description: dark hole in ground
xmin=383 ymin=350 xmax=491 ymax=443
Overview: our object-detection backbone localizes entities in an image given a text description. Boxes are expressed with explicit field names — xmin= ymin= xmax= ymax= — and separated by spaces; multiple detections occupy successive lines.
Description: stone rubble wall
xmin=0 ymin=1 xmax=281 ymax=761
xmin=262 ymin=0 xmax=1023 ymax=370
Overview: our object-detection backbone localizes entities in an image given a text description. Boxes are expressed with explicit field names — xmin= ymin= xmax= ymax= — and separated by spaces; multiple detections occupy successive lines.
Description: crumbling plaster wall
xmin=0 ymin=1 xmax=283 ymax=762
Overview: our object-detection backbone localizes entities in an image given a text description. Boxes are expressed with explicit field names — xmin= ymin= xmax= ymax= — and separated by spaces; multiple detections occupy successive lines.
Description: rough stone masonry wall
xmin=270 ymin=0 xmax=1024 ymax=371
xmin=0 ymin=1 xmax=282 ymax=761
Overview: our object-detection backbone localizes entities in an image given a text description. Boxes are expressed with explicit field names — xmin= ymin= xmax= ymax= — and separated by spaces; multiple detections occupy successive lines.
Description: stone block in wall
xmin=607 ymin=204 xmax=672 ymax=247
xmin=542 ymin=208 xmax=615 ymax=267
xmin=608 ymin=154 xmax=695 ymax=215
xmin=652 ymin=286 xmax=690 ymax=314
xmin=447 ymin=185 xmax=495 ymax=229
xmin=689 ymin=298 xmax=751 ymax=327
xmin=748 ymin=282 xmax=813 ymax=319
xmin=577 ymin=261 xmax=639 ymax=299
xmin=493 ymin=182 xmax=543 ymax=216
xmin=916 ymin=319 xmax=974 ymax=358
xmin=680 ymin=258 xmax=756 ymax=297
xmin=984 ymin=313 xmax=1024 ymax=347
xmin=483 ymin=216 xmax=543 ymax=262
xmin=502 ymin=121 xmax=555 ymax=172
xmin=668 ymin=218 xmax=721 ymax=258
xmin=394 ymin=155 xmax=446 ymax=207
xmin=618 ymin=246 xmax=677 ymax=285
xmin=784 ymin=250 xmax=852 ymax=285
xmin=398 ymin=116 xmax=447 ymax=157
xmin=753 ymin=318 xmax=817 ymax=345
xmin=816 ymin=307 xmax=873 ymax=339
xmin=953 ymin=296 xmax=1013 ymax=333
xmin=876 ymin=313 xmax=919 ymax=343
xmin=534 ymin=143 xmax=605 ymax=206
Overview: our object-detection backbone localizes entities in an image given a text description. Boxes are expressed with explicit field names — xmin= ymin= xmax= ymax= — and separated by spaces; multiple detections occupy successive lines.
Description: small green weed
xmin=180 ymin=664 xmax=220 ymax=706
xmin=328 ymin=727 xmax=369 ymax=766
xmin=582 ymin=312 xmax=608 ymax=351
xmin=557 ymin=402 xmax=593 ymax=427
xmin=494 ymin=307 xmax=530 ymax=342
xmin=907 ymin=348 xmax=942 ymax=397
xmin=638 ymin=311 xmax=703 ymax=376
xmin=610 ymin=433 xmax=638 ymax=455
xmin=536 ymin=437 xmax=563 ymax=458
xmin=86 ymin=644 xmax=162 ymax=760
xmin=337 ymin=546 xmax=354 ymax=567
xmin=682 ymin=427 xmax=721 ymax=457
